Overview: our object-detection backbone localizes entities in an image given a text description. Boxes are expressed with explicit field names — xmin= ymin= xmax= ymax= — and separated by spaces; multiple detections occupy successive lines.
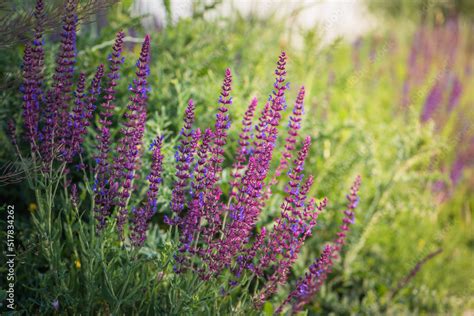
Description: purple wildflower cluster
xmin=277 ymin=175 xmax=361 ymax=313
xmin=91 ymin=32 xmax=156 ymax=243
xmin=17 ymin=0 xmax=105 ymax=170
xmin=402 ymin=18 xmax=461 ymax=110
xmin=394 ymin=17 xmax=473 ymax=200
xmin=16 ymin=0 xmax=363 ymax=310
xmin=401 ymin=18 xmax=466 ymax=124
xmin=161 ymin=52 xmax=362 ymax=308
xmin=89 ymin=31 xmax=155 ymax=243
xmin=276 ymin=245 xmax=334 ymax=314
xmin=17 ymin=0 xmax=162 ymax=245
xmin=18 ymin=0 xmax=97 ymax=168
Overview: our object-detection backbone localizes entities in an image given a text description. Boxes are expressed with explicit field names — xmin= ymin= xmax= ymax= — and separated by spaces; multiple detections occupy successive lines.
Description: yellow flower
xmin=74 ymin=259 xmax=81 ymax=269
xmin=28 ymin=203 xmax=37 ymax=213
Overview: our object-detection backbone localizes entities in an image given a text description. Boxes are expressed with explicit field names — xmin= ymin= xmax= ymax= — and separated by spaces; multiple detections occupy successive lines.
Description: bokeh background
xmin=1 ymin=0 xmax=473 ymax=314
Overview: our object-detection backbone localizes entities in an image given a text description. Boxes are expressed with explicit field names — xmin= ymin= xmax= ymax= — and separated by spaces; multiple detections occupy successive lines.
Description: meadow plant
xmin=398 ymin=17 xmax=473 ymax=199
xmin=9 ymin=0 xmax=363 ymax=313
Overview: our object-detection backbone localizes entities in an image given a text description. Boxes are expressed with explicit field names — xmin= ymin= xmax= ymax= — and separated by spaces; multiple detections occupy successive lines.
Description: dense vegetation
xmin=0 ymin=0 xmax=472 ymax=314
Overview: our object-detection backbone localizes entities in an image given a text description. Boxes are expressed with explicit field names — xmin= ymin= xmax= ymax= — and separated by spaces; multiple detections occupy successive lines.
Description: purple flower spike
xmin=267 ymin=52 xmax=288 ymax=144
xmin=64 ymin=72 xmax=86 ymax=161
xmin=31 ymin=0 xmax=45 ymax=87
xmin=191 ymin=69 xmax=233 ymax=266
xmin=420 ymin=80 xmax=444 ymax=122
xmin=333 ymin=175 xmax=361 ymax=254
xmin=101 ymin=31 xmax=125 ymax=129
xmin=53 ymin=0 xmax=79 ymax=151
xmin=66 ymin=65 xmax=105 ymax=162
xmin=447 ymin=75 xmax=462 ymax=112
xmin=202 ymin=53 xmax=289 ymax=276
xmin=281 ymin=175 xmax=361 ymax=314
xmin=130 ymin=136 xmax=164 ymax=246
xmin=229 ymin=97 xmax=258 ymax=198
xmin=40 ymin=88 xmax=61 ymax=169
xmin=115 ymin=34 xmax=152 ymax=240
xmin=171 ymin=99 xmax=197 ymax=217
xmin=255 ymin=137 xmax=322 ymax=306
xmin=177 ymin=128 xmax=213 ymax=256
xmin=232 ymin=227 xmax=267 ymax=279
xmin=85 ymin=64 xmax=105 ymax=121
xmin=21 ymin=44 xmax=39 ymax=149
xmin=205 ymin=68 xmax=233 ymax=190
xmin=94 ymin=31 xmax=126 ymax=232
xmin=38 ymin=0 xmax=78 ymax=168
xmin=262 ymin=86 xmax=306 ymax=202
xmin=22 ymin=0 xmax=45 ymax=152
xmin=276 ymin=245 xmax=335 ymax=314
xmin=278 ymin=86 xmax=305 ymax=176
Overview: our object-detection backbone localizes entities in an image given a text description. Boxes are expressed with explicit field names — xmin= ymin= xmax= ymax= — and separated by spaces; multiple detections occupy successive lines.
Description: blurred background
xmin=1 ymin=0 xmax=473 ymax=314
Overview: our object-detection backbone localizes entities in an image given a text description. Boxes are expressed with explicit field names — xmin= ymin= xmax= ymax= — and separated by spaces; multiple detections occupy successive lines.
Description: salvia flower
xmin=87 ymin=64 xmax=105 ymax=119
xmin=277 ymin=86 xmax=305 ymax=177
xmin=266 ymin=51 xmax=288 ymax=144
xmin=21 ymin=0 xmax=45 ymax=153
xmin=255 ymin=137 xmax=325 ymax=306
xmin=205 ymin=68 xmax=233 ymax=189
xmin=53 ymin=0 xmax=78 ymax=151
xmin=177 ymin=128 xmax=213 ymax=253
xmin=39 ymin=87 xmax=61 ymax=169
xmin=333 ymin=175 xmax=361 ymax=254
xmin=15 ymin=27 xmax=364 ymax=314
xmin=191 ymin=69 xmax=233 ymax=266
xmin=64 ymin=72 xmax=86 ymax=161
xmin=231 ymin=227 xmax=267 ymax=279
xmin=277 ymin=176 xmax=361 ymax=313
xmin=229 ymin=97 xmax=258 ymax=198
xmin=420 ymin=79 xmax=445 ymax=122
xmin=34 ymin=0 xmax=78 ymax=169
xmin=447 ymin=75 xmax=462 ymax=112
xmin=21 ymin=44 xmax=39 ymax=148
xmin=262 ymin=86 xmax=306 ymax=204
xmin=171 ymin=99 xmax=197 ymax=217
xmin=130 ymin=136 xmax=164 ymax=246
xmin=203 ymin=54 xmax=290 ymax=275
xmin=276 ymin=245 xmax=335 ymax=314
xmin=175 ymin=129 xmax=202 ymax=240
xmin=94 ymin=31 xmax=126 ymax=231
xmin=101 ymin=31 xmax=125 ymax=129
xmin=115 ymin=34 xmax=151 ymax=240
